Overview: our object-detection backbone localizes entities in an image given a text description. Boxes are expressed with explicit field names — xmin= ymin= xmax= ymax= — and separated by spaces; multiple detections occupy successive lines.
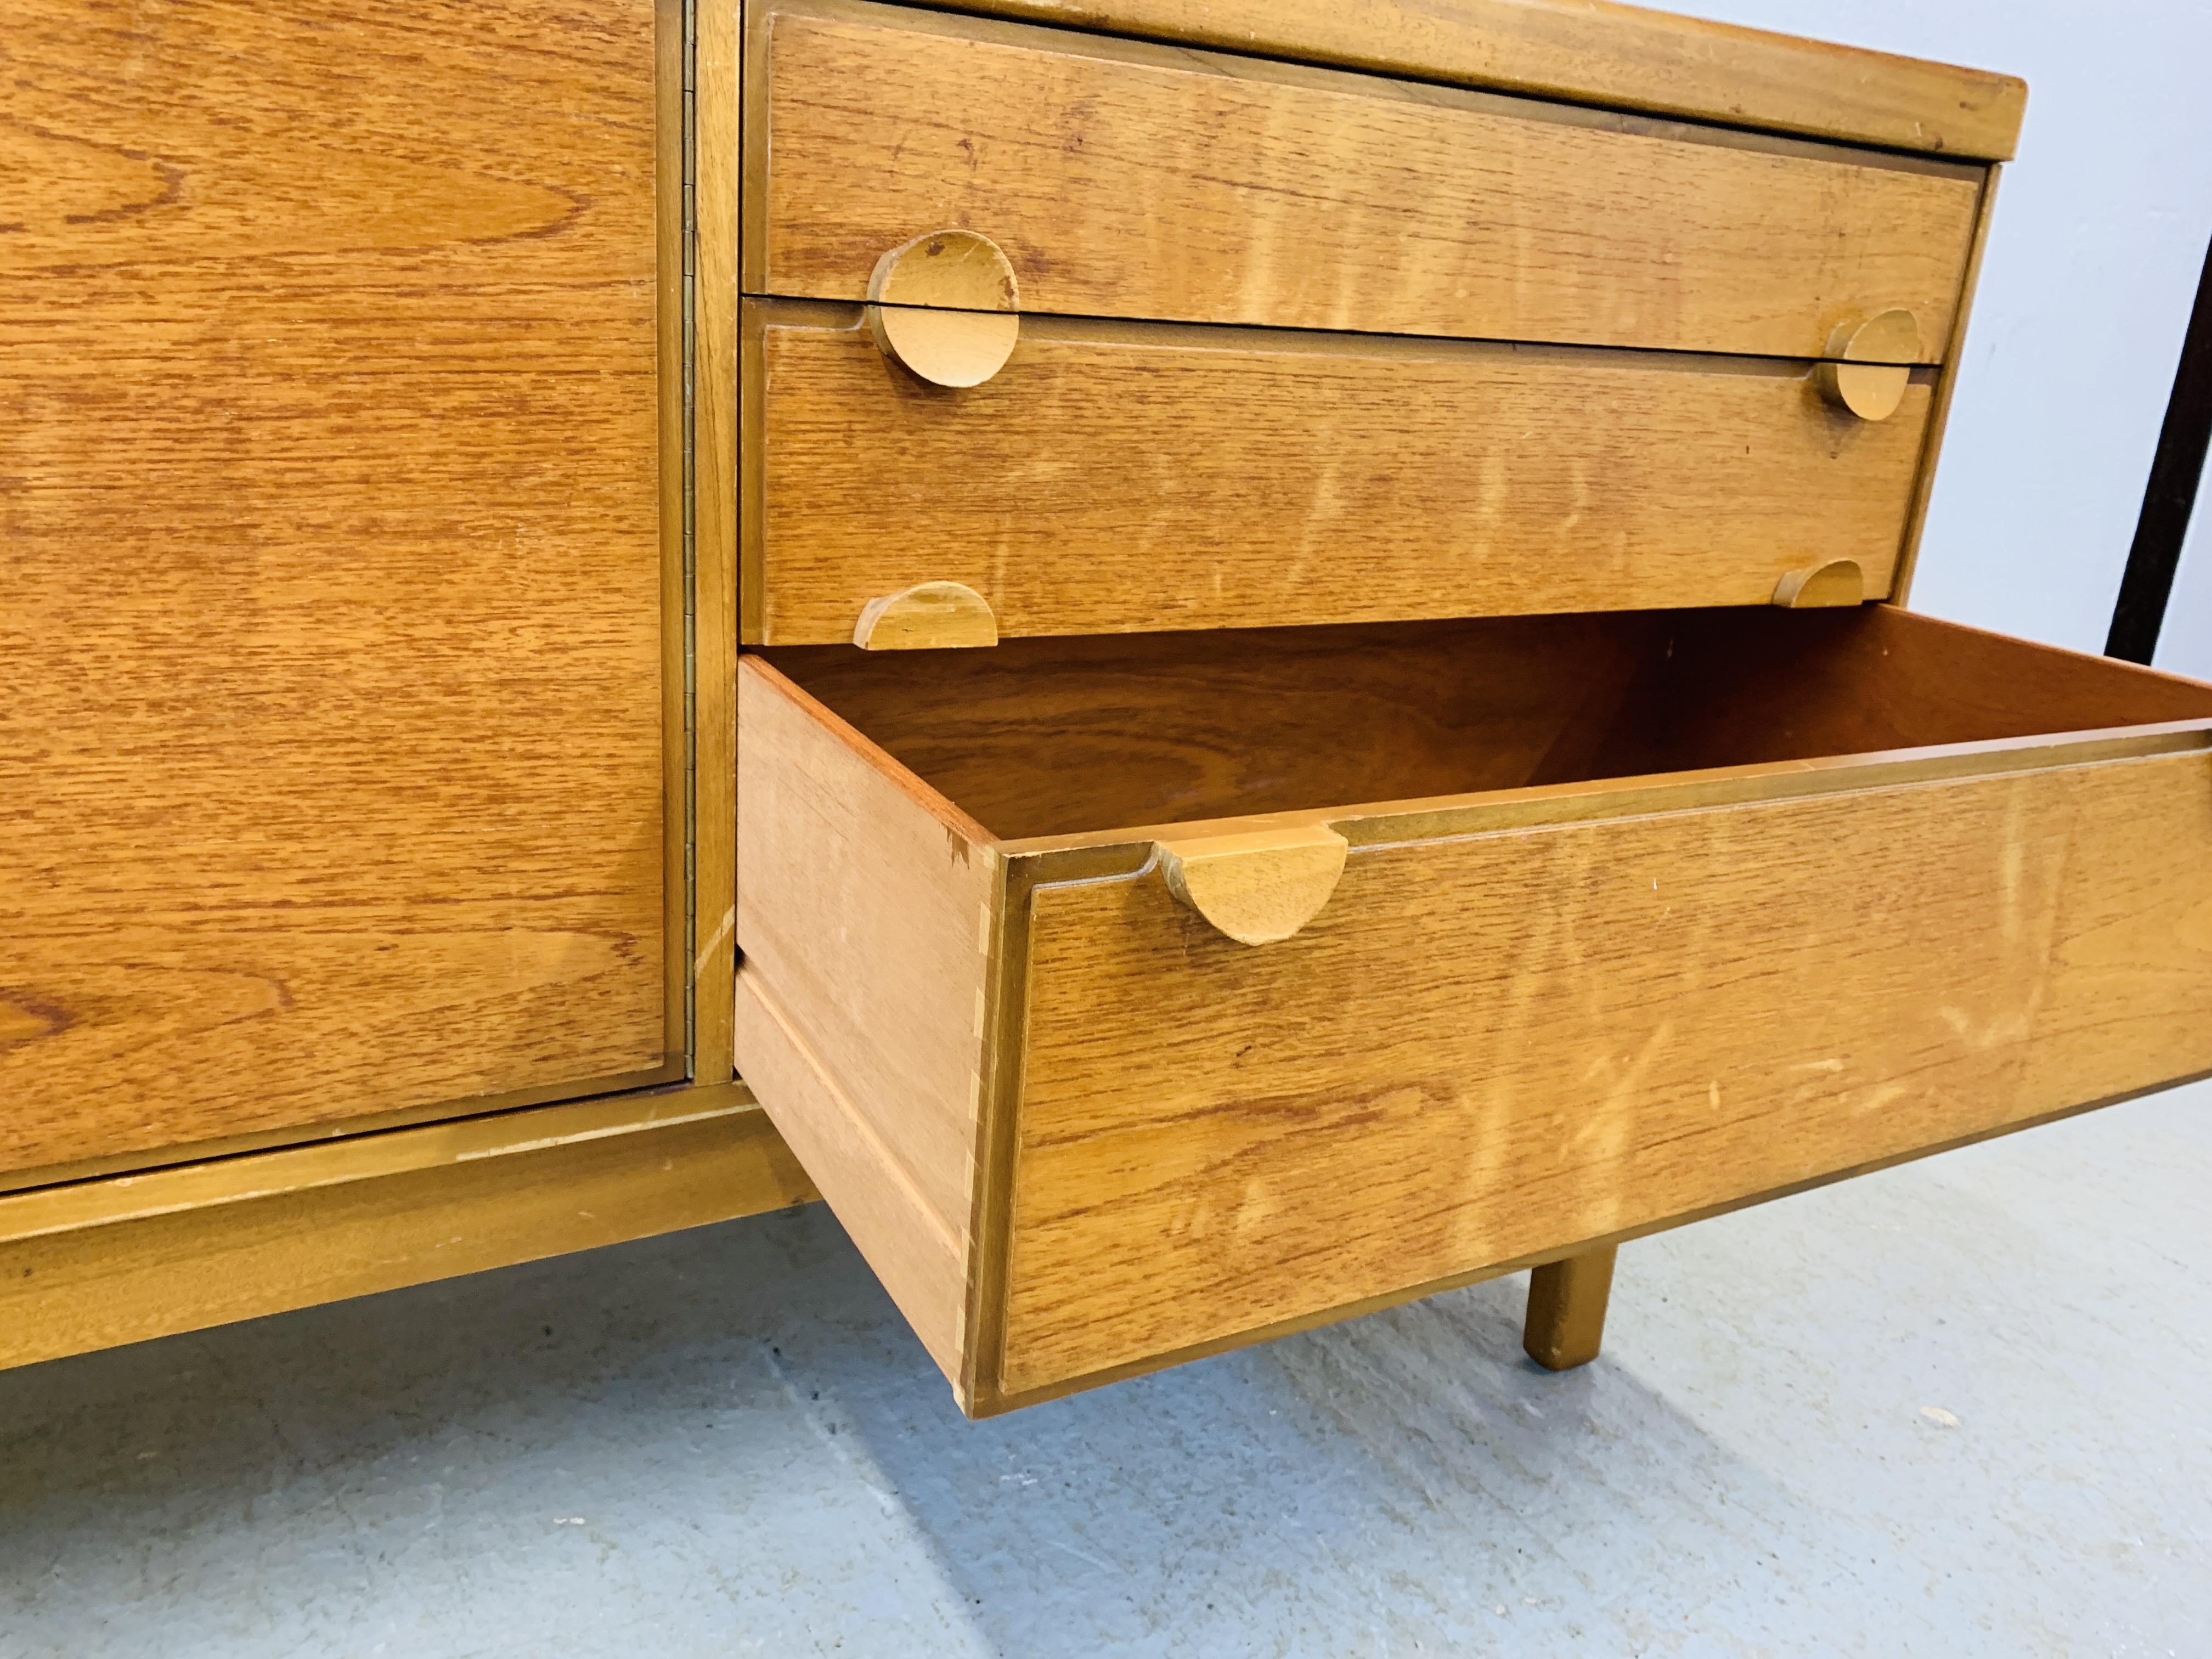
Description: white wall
xmin=2157 ymin=445 xmax=2212 ymax=679
xmin=1685 ymin=0 xmax=2212 ymax=654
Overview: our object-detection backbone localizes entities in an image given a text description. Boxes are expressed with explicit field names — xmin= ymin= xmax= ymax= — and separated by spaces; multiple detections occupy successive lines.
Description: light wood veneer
xmin=744 ymin=306 xmax=1934 ymax=643
xmin=916 ymin=0 xmax=2028 ymax=161
xmin=744 ymin=2 xmax=1984 ymax=362
xmin=737 ymin=611 xmax=2212 ymax=1412
xmin=3 ymin=0 xmax=682 ymax=1177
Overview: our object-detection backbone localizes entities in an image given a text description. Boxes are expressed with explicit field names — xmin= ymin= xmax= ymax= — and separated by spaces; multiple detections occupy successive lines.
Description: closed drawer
xmin=734 ymin=607 xmax=2212 ymax=1414
xmin=743 ymin=0 xmax=1985 ymax=362
xmin=743 ymin=303 xmax=1935 ymax=643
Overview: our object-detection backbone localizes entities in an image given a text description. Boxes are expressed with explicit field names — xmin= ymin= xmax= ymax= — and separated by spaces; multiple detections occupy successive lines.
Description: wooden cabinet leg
xmin=1523 ymin=1245 xmax=1618 ymax=1372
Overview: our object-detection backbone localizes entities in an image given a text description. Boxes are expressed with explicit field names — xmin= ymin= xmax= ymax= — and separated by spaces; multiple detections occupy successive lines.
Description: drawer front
xmin=747 ymin=309 xmax=1933 ymax=643
xmin=747 ymin=2 xmax=1984 ymax=361
xmin=998 ymin=749 xmax=2212 ymax=1396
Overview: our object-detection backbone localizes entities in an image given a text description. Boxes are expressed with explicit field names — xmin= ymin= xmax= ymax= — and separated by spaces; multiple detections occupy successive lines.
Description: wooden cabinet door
xmin=1 ymin=0 xmax=682 ymax=1182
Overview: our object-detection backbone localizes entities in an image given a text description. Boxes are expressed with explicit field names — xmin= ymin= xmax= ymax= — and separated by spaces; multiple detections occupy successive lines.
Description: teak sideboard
xmin=7 ymin=0 xmax=2210 ymax=1417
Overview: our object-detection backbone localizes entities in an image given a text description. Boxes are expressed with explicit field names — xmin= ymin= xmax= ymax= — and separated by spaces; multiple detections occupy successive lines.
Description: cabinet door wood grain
xmin=1 ymin=0 xmax=680 ymax=1180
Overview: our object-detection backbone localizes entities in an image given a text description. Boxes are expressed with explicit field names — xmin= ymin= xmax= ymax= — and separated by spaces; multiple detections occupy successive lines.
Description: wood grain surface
xmin=739 ymin=611 xmax=2212 ymax=1408
xmin=733 ymin=972 xmax=971 ymax=1374
xmin=0 ymin=1085 xmax=816 ymax=1372
xmin=1581 ymin=606 xmax=2212 ymax=782
xmin=0 ymin=1086 xmax=776 ymax=1248
xmin=697 ymin=0 xmax=746 ymax=1086
xmin=733 ymin=658 xmax=1001 ymax=1378
xmin=748 ymin=311 xmax=1934 ymax=644
xmin=761 ymin=609 xmax=2212 ymax=842
xmin=851 ymin=582 xmax=1002 ymax=652
xmin=1157 ymin=825 xmax=1351 ymax=947
xmin=915 ymin=0 xmax=2028 ymax=160
xmin=769 ymin=615 xmax=1672 ymax=838
xmin=998 ymin=748 xmax=2212 ymax=1393
xmin=747 ymin=3 xmax=1984 ymax=362
xmin=2 ymin=0 xmax=675 ymax=1175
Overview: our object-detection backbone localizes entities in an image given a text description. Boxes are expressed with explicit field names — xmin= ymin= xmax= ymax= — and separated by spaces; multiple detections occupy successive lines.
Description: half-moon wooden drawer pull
xmin=852 ymin=582 xmax=1000 ymax=650
xmin=1156 ymin=825 xmax=1350 ymax=946
xmin=865 ymin=229 xmax=1020 ymax=388
xmin=1815 ymin=308 xmax=1921 ymax=422
xmin=1773 ymin=558 xmax=1865 ymax=608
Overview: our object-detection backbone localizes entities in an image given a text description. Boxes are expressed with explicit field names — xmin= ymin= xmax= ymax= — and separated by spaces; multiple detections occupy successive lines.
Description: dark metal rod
xmin=2108 ymin=233 xmax=2212 ymax=664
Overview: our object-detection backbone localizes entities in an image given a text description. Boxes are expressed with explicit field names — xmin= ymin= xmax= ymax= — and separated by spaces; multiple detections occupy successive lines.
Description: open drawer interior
xmin=737 ymin=602 xmax=2212 ymax=1412
xmin=755 ymin=606 xmax=2212 ymax=844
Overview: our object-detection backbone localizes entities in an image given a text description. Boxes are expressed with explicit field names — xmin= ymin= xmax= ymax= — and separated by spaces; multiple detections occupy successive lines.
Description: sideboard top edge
xmin=891 ymin=0 xmax=2025 ymax=161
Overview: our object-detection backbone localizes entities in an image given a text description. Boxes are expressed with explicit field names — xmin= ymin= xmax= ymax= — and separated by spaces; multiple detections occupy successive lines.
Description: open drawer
xmin=734 ymin=607 xmax=2212 ymax=1415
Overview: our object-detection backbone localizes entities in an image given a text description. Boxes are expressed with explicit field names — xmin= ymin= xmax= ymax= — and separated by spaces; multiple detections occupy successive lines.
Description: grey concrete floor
xmin=3 ymin=1082 xmax=2207 ymax=1659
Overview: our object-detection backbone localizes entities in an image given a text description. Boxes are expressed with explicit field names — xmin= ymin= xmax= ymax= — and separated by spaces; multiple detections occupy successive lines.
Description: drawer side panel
xmin=1001 ymin=751 xmax=2212 ymax=1394
xmin=734 ymin=972 xmax=967 ymax=1375
xmin=735 ymin=658 xmax=998 ymax=1373
xmin=754 ymin=7 xmax=1982 ymax=360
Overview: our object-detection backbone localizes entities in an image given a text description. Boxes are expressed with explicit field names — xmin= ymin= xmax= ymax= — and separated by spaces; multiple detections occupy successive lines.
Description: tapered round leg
xmin=1523 ymin=1245 xmax=1618 ymax=1372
